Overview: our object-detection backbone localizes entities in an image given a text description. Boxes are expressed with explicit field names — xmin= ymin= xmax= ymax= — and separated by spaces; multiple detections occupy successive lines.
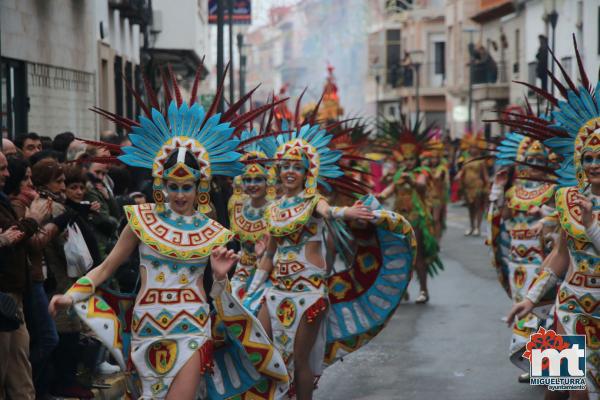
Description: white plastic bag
xmin=64 ymin=223 xmax=93 ymax=278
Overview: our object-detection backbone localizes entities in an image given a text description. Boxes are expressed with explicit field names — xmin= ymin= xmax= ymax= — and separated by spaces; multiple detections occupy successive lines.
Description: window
xmin=434 ymin=41 xmax=445 ymax=75
xmin=386 ymin=29 xmax=401 ymax=87
xmin=0 ymin=59 xmax=27 ymax=140
xmin=528 ymin=61 xmax=538 ymax=96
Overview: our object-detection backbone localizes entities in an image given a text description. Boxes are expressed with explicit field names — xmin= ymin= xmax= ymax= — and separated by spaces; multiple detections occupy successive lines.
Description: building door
xmin=1 ymin=58 xmax=27 ymax=140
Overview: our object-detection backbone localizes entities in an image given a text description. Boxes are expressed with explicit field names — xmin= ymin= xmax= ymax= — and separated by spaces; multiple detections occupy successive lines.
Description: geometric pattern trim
xmin=125 ymin=203 xmax=233 ymax=260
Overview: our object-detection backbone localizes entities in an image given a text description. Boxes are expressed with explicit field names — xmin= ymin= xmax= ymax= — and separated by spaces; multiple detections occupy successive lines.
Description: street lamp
xmin=544 ymin=0 xmax=559 ymax=97
xmin=409 ymin=50 xmax=424 ymax=122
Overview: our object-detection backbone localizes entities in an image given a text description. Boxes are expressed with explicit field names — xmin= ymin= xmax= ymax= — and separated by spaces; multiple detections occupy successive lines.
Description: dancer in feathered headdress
xmin=484 ymin=106 xmax=558 ymax=379
xmin=376 ymin=115 xmax=443 ymax=304
xmin=421 ymin=130 xmax=450 ymax=240
xmin=245 ymin=95 xmax=417 ymax=398
xmin=456 ymin=130 xmax=490 ymax=236
xmin=505 ymin=36 xmax=600 ymax=398
xmin=228 ymin=127 xmax=278 ymax=306
xmin=48 ymin=67 xmax=290 ymax=399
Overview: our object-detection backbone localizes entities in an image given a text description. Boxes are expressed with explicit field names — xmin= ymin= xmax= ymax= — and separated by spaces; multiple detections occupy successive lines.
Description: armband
xmin=329 ymin=206 xmax=347 ymax=219
xmin=210 ymin=275 xmax=229 ymax=298
xmin=65 ymin=276 xmax=95 ymax=303
xmin=526 ymin=269 xmax=560 ymax=304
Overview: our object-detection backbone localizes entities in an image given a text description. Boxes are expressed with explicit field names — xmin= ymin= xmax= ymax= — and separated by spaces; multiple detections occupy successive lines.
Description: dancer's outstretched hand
xmin=345 ymin=201 xmax=375 ymax=222
xmin=48 ymin=294 xmax=74 ymax=317
xmin=506 ymin=298 xmax=534 ymax=327
xmin=211 ymin=246 xmax=239 ymax=280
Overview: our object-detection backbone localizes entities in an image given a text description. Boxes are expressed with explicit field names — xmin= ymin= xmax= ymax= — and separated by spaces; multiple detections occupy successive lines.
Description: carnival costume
xmin=229 ymin=129 xmax=278 ymax=307
xmin=421 ymin=134 xmax=449 ymax=239
xmin=61 ymin=71 xmax=290 ymax=399
xmin=500 ymin=38 xmax=600 ymax=396
xmin=377 ymin=117 xmax=443 ymax=276
xmin=250 ymin=116 xmax=417 ymax=393
xmin=487 ymin=132 xmax=556 ymax=370
xmin=459 ymin=131 xmax=489 ymax=204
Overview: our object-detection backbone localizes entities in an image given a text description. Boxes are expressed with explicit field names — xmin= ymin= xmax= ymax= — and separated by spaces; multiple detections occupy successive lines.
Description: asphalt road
xmin=315 ymin=204 xmax=546 ymax=400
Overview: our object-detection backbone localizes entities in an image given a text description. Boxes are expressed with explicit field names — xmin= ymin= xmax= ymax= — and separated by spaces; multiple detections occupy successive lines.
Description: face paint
xmin=525 ymin=156 xmax=546 ymax=167
xmin=242 ymin=176 xmax=266 ymax=186
xmin=582 ymin=152 xmax=600 ymax=167
xmin=166 ymin=182 xmax=196 ymax=193
xmin=280 ymin=162 xmax=306 ymax=174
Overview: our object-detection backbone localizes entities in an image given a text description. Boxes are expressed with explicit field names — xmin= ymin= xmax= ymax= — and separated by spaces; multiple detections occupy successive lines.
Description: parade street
xmin=317 ymin=204 xmax=546 ymax=400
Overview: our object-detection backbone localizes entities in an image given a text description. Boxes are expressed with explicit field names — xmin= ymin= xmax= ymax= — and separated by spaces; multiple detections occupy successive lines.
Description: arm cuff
xmin=526 ymin=269 xmax=559 ymax=304
xmin=65 ymin=276 xmax=95 ymax=303
xmin=210 ymin=276 xmax=229 ymax=298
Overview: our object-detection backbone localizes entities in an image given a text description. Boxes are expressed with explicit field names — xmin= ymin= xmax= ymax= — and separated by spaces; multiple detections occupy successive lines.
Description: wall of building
xmin=2 ymin=0 xmax=97 ymax=137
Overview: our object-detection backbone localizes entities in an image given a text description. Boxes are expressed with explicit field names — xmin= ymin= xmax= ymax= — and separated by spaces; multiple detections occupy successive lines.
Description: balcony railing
xmin=471 ymin=60 xmax=507 ymax=85
xmin=386 ymin=62 xmax=446 ymax=89
xmin=109 ymin=0 xmax=152 ymax=25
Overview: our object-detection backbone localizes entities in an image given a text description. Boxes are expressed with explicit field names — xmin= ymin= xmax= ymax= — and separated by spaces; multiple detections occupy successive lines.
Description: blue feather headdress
xmin=268 ymin=93 xmax=370 ymax=198
xmin=495 ymin=36 xmax=600 ymax=189
xmin=91 ymin=64 xmax=286 ymax=212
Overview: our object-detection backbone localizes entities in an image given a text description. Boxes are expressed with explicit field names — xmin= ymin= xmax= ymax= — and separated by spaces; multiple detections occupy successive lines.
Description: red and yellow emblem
xmin=147 ymin=340 xmax=178 ymax=375
xmin=276 ymin=298 xmax=297 ymax=328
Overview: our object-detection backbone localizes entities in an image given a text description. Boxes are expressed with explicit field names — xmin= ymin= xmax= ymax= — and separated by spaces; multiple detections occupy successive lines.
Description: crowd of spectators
xmin=0 ymin=131 xmax=149 ymax=399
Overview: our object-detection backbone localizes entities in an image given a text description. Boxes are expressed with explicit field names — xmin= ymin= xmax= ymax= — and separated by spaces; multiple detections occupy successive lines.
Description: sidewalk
xmin=48 ymin=373 xmax=126 ymax=400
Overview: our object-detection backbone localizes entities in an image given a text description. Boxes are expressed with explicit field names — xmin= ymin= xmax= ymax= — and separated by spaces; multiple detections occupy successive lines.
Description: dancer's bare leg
xmin=257 ymin=303 xmax=273 ymax=339
xmin=166 ymin=352 xmax=203 ymax=400
xmin=294 ymin=309 xmax=327 ymax=400
xmin=475 ymin=196 xmax=485 ymax=233
xmin=466 ymin=203 xmax=476 ymax=234
xmin=414 ymin=231 xmax=428 ymax=303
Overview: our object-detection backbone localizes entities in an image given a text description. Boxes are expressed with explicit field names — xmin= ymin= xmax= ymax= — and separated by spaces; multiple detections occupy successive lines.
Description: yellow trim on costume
xmin=124 ymin=204 xmax=233 ymax=260
xmin=555 ymin=187 xmax=592 ymax=242
xmin=506 ymin=183 xmax=555 ymax=212
xmin=230 ymin=201 xmax=269 ymax=243
xmin=266 ymin=194 xmax=322 ymax=237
